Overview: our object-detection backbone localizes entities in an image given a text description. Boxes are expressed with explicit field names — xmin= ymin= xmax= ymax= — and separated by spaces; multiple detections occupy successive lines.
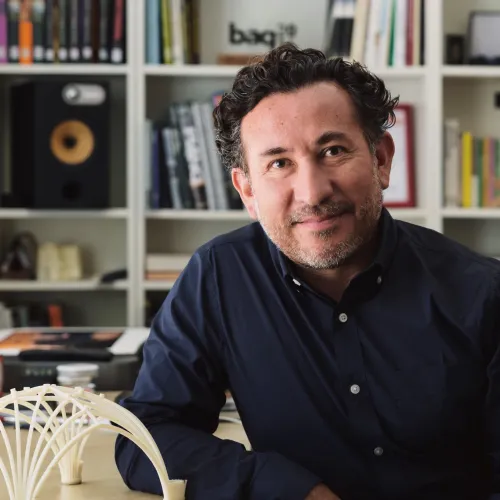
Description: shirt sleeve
xmin=114 ymin=248 xmax=321 ymax=500
xmin=485 ymin=269 xmax=500 ymax=498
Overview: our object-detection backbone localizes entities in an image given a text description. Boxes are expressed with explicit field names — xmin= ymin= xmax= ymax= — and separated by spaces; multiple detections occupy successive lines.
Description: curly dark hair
xmin=213 ymin=42 xmax=399 ymax=172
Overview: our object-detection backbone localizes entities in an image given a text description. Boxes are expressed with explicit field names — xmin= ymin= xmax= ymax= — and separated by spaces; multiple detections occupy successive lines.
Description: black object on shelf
xmin=100 ymin=268 xmax=127 ymax=283
xmin=445 ymin=34 xmax=465 ymax=64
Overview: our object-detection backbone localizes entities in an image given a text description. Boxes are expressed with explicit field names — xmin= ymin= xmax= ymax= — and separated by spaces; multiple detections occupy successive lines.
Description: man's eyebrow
xmin=316 ymin=131 xmax=349 ymax=145
xmin=258 ymin=131 xmax=350 ymax=157
xmin=259 ymin=146 xmax=290 ymax=158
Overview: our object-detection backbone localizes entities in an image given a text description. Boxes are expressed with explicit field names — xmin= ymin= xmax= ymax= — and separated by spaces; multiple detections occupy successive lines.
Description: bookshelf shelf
xmin=442 ymin=66 xmax=500 ymax=79
xmin=145 ymin=209 xmax=250 ymax=221
xmin=0 ymin=279 xmax=129 ymax=292
xmin=145 ymin=208 xmax=427 ymax=222
xmin=142 ymin=280 xmax=177 ymax=291
xmin=441 ymin=208 xmax=500 ymax=219
xmin=0 ymin=64 xmax=129 ymax=75
xmin=388 ymin=208 xmax=428 ymax=220
xmin=0 ymin=209 xmax=129 ymax=219
xmin=144 ymin=64 xmax=242 ymax=77
xmin=143 ymin=63 xmax=427 ymax=79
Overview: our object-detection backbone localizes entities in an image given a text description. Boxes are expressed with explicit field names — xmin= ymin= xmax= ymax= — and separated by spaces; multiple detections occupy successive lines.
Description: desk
xmin=0 ymin=395 xmax=249 ymax=499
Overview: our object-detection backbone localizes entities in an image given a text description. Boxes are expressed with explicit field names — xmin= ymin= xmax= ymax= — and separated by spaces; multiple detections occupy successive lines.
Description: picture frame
xmin=383 ymin=103 xmax=416 ymax=208
xmin=466 ymin=11 xmax=500 ymax=65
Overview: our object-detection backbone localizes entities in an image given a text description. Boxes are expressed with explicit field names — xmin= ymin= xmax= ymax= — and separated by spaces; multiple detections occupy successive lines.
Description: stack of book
xmin=145 ymin=93 xmax=243 ymax=211
xmin=323 ymin=0 xmax=425 ymax=67
xmin=145 ymin=253 xmax=191 ymax=282
xmin=443 ymin=119 xmax=500 ymax=208
xmin=0 ymin=0 xmax=126 ymax=65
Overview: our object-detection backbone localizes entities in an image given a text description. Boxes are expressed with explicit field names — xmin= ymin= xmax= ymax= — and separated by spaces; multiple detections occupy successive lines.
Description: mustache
xmin=288 ymin=199 xmax=355 ymax=226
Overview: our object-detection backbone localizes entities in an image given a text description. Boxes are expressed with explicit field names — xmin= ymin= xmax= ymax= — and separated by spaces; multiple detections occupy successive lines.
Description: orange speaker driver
xmin=50 ymin=120 xmax=95 ymax=165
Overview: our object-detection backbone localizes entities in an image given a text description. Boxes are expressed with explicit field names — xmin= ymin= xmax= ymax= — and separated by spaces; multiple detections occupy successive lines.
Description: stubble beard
xmin=255 ymin=171 xmax=384 ymax=270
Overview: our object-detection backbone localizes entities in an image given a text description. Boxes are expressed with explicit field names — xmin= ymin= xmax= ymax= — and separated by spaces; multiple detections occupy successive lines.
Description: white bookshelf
xmin=0 ymin=279 xmax=129 ymax=291
xmin=0 ymin=209 xmax=129 ymax=219
xmin=0 ymin=64 xmax=130 ymax=75
xmin=0 ymin=0 xmax=498 ymax=328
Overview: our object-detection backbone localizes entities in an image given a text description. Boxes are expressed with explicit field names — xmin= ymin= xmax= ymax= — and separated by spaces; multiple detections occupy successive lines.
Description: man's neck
xmin=293 ymin=234 xmax=379 ymax=303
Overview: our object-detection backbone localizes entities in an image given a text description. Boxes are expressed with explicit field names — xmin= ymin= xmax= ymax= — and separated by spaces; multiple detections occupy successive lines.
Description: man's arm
xmin=114 ymin=249 xmax=322 ymax=499
xmin=486 ymin=269 xmax=500 ymax=500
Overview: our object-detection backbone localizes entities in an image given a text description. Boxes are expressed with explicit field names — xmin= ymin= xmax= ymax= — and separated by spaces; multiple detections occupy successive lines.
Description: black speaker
xmin=10 ymin=81 xmax=110 ymax=209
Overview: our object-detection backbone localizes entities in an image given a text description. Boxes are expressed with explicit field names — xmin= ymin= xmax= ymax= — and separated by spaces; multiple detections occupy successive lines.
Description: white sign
xmin=199 ymin=0 xmax=330 ymax=63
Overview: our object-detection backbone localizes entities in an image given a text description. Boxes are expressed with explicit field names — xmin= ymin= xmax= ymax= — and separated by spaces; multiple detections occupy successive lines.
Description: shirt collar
xmin=268 ymin=206 xmax=399 ymax=280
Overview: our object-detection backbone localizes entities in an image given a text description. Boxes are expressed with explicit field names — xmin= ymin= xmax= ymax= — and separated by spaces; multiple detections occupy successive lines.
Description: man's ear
xmin=374 ymin=132 xmax=395 ymax=190
xmin=232 ymin=167 xmax=257 ymax=220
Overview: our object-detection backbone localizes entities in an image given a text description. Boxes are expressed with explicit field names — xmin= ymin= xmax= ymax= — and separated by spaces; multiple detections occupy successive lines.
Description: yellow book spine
xmin=161 ymin=0 xmax=172 ymax=64
xmin=461 ymin=131 xmax=472 ymax=207
xmin=483 ymin=137 xmax=489 ymax=207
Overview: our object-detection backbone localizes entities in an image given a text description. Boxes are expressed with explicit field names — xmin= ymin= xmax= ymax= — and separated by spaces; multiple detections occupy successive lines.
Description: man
xmin=115 ymin=43 xmax=500 ymax=499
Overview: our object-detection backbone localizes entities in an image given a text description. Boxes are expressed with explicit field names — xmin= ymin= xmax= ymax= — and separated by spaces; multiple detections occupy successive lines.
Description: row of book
xmin=0 ymin=301 xmax=64 ymax=328
xmin=145 ymin=0 xmax=199 ymax=65
xmin=145 ymin=94 xmax=243 ymax=211
xmin=443 ymin=119 xmax=500 ymax=208
xmin=324 ymin=0 xmax=425 ymax=67
xmin=0 ymin=0 xmax=126 ymax=65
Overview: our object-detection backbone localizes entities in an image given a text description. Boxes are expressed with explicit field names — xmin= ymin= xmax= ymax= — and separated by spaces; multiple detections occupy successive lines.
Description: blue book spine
xmin=150 ymin=127 xmax=160 ymax=209
xmin=146 ymin=0 xmax=160 ymax=64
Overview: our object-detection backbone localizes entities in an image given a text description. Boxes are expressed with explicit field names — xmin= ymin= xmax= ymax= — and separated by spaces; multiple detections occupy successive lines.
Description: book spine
xmin=110 ymin=0 xmax=124 ymax=63
xmin=90 ymin=0 xmax=98 ymax=61
xmin=169 ymin=0 xmax=183 ymax=64
xmin=190 ymin=0 xmax=199 ymax=63
xmin=160 ymin=0 xmax=171 ymax=64
xmin=146 ymin=0 xmax=160 ymax=64
xmin=58 ymin=0 xmax=68 ymax=62
xmin=19 ymin=0 xmax=33 ymax=64
xmin=98 ymin=0 xmax=109 ymax=61
xmin=68 ymin=0 xmax=79 ymax=61
xmin=44 ymin=0 xmax=54 ymax=61
xmin=32 ymin=0 xmax=45 ymax=62
xmin=162 ymin=127 xmax=183 ymax=209
xmin=0 ymin=0 xmax=7 ymax=62
xmin=81 ymin=0 xmax=92 ymax=61
xmin=7 ymin=0 xmax=20 ymax=62
xmin=174 ymin=102 xmax=208 ymax=209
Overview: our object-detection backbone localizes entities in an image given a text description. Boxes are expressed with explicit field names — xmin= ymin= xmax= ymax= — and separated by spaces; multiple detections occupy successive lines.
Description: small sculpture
xmin=0 ymin=385 xmax=186 ymax=500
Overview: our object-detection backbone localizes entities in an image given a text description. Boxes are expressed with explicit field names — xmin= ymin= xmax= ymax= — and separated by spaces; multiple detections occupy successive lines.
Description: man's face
xmin=232 ymin=81 xmax=394 ymax=269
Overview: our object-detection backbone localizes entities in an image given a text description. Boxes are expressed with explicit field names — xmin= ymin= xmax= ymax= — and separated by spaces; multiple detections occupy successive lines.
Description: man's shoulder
xmin=396 ymin=219 xmax=500 ymax=275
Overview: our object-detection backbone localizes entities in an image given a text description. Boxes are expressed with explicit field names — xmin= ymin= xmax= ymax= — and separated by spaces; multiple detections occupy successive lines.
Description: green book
xmin=388 ymin=0 xmax=397 ymax=67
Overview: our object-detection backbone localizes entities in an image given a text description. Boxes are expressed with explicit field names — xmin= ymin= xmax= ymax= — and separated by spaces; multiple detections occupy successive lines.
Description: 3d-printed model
xmin=0 ymin=385 xmax=186 ymax=500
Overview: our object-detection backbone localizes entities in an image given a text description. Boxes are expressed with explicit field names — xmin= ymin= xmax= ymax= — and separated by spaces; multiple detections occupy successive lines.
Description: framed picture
xmin=466 ymin=11 xmax=500 ymax=65
xmin=383 ymin=103 xmax=416 ymax=208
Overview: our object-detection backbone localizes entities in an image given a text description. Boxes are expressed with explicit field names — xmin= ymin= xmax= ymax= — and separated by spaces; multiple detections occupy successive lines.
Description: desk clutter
xmin=0 ymin=385 xmax=185 ymax=500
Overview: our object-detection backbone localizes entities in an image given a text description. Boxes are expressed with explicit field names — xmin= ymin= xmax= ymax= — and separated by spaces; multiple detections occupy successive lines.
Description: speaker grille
xmin=50 ymin=120 xmax=95 ymax=165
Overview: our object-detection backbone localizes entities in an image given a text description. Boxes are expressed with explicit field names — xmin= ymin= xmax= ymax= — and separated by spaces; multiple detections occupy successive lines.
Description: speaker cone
xmin=50 ymin=120 xmax=95 ymax=165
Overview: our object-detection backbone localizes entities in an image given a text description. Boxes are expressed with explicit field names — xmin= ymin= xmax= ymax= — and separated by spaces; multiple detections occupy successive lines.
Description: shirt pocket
xmin=385 ymin=361 xmax=485 ymax=455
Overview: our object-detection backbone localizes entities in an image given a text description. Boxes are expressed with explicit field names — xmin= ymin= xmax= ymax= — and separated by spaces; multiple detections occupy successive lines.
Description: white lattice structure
xmin=0 ymin=385 xmax=186 ymax=500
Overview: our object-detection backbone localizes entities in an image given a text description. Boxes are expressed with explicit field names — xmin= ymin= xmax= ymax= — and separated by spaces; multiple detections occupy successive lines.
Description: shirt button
xmin=350 ymin=384 xmax=360 ymax=395
xmin=376 ymin=276 xmax=382 ymax=285
xmin=292 ymin=278 xmax=301 ymax=286
xmin=338 ymin=313 xmax=348 ymax=323
xmin=374 ymin=447 xmax=384 ymax=456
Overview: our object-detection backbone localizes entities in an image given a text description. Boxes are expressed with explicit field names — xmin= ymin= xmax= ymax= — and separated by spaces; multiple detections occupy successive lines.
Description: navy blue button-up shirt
xmin=115 ymin=208 xmax=500 ymax=500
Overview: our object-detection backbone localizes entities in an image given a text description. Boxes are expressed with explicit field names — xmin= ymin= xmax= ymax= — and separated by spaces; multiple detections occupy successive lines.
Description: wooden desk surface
xmin=0 ymin=395 xmax=249 ymax=499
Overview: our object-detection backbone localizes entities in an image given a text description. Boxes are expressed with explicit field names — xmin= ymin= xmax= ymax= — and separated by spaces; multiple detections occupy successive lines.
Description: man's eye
xmin=324 ymin=146 xmax=346 ymax=156
xmin=270 ymin=159 xmax=289 ymax=169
